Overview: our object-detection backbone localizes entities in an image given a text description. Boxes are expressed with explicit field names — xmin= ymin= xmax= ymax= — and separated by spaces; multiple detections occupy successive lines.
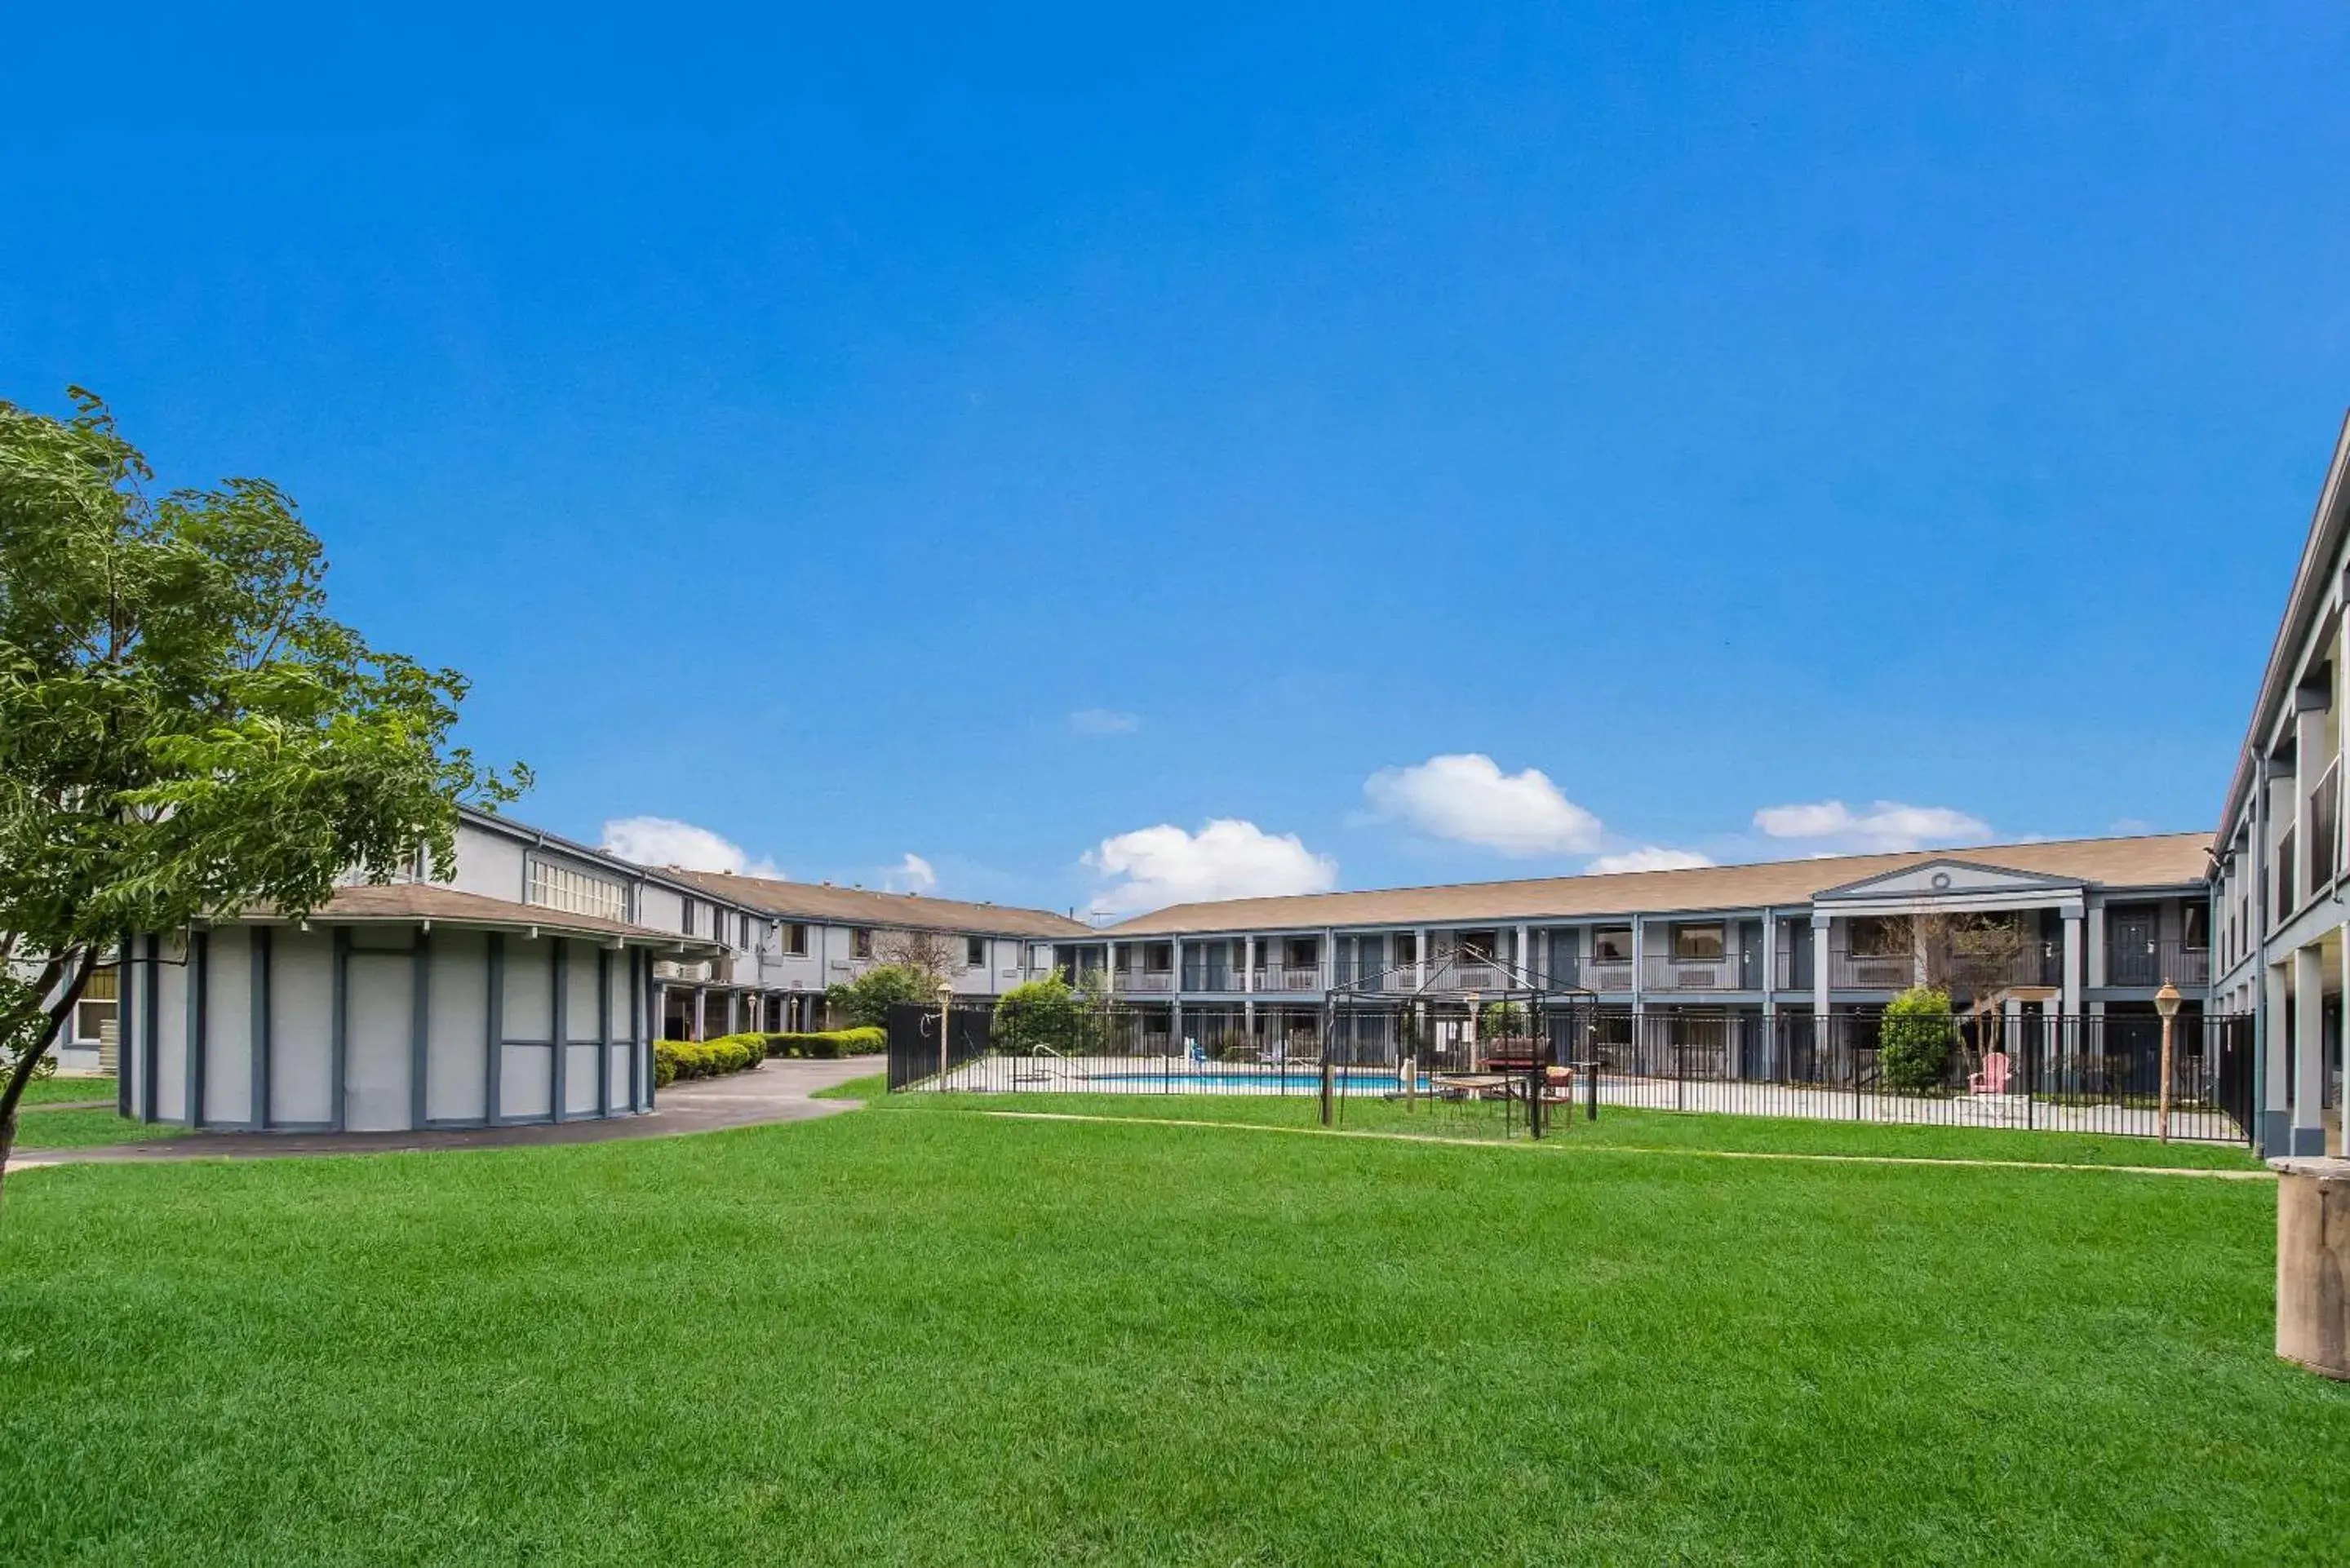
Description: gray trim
xmin=485 ymin=932 xmax=505 ymax=1127
xmin=410 ymin=928 xmax=432 ymax=1131
xmin=627 ymin=948 xmax=643 ymax=1111
xmin=550 ymin=938 xmax=569 ymax=1125
xmin=251 ymin=925 xmax=272 ymax=1131
xmin=184 ymin=928 xmax=209 ymax=1128
xmin=115 ymin=935 xmax=132 ymax=1119
xmin=140 ymin=932 xmax=160 ymax=1124
xmin=597 ymin=946 xmax=613 ymax=1118
xmin=329 ymin=926 xmax=350 ymax=1133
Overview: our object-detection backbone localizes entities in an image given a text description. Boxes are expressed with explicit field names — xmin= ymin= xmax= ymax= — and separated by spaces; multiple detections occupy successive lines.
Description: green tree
xmin=0 ymin=392 xmax=523 ymax=1195
xmin=826 ymin=962 xmax=932 ymax=1029
xmin=1878 ymin=986 xmax=1957 ymax=1095
xmin=994 ymin=972 xmax=1082 ymax=1055
xmin=1478 ymin=999 xmax=1528 ymax=1038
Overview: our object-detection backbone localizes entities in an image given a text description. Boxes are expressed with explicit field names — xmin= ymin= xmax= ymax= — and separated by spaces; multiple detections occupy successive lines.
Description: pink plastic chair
xmin=1969 ymin=1052 xmax=2011 ymax=1096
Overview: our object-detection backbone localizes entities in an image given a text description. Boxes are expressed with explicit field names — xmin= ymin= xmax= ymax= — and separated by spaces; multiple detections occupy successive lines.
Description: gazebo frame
xmin=1319 ymin=947 xmax=1596 ymax=1136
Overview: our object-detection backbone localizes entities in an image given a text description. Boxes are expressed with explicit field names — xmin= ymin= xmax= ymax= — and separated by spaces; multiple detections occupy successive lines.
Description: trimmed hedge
xmin=654 ymin=1033 xmax=767 ymax=1087
xmin=762 ymin=1028 xmax=884 ymax=1061
xmin=653 ymin=1028 xmax=885 ymax=1087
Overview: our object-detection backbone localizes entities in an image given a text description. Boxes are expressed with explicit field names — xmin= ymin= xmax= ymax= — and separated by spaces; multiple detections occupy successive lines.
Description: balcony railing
xmin=1829 ymin=950 xmax=1917 ymax=990
xmin=2277 ymin=826 xmax=2298 ymax=923
xmin=2106 ymin=938 xmax=2211 ymax=989
xmin=1642 ymin=954 xmax=1741 ymax=991
xmin=1114 ymin=970 xmax=1174 ymax=994
xmin=1584 ymin=958 xmax=1634 ymax=992
xmin=1253 ymin=965 xmax=1324 ymax=992
xmin=1180 ymin=968 xmax=1243 ymax=991
xmin=2311 ymin=763 xmax=2341 ymax=900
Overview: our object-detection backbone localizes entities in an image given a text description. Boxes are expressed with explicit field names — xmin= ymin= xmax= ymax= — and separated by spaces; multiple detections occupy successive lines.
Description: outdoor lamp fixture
xmin=2153 ymin=981 xmax=2182 ymax=1144
xmin=935 ymin=980 xmax=955 ymax=1086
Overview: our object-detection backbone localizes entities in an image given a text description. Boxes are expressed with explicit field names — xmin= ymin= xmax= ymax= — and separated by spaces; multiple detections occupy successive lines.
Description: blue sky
xmin=6 ymin=2 xmax=2346 ymax=915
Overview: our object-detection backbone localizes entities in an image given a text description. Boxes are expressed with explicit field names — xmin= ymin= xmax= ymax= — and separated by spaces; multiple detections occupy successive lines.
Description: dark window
xmin=1672 ymin=923 xmax=1725 ymax=960
xmin=1592 ymin=927 xmax=1633 ymax=963
xmin=1843 ymin=916 xmax=1908 ymax=958
xmin=851 ymin=927 xmax=874 ymax=959
xmin=1458 ymin=929 xmax=1498 ymax=961
xmin=783 ymin=922 xmax=809 ymax=956
xmin=966 ymin=935 xmax=987 ymax=968
xmin=1394 ymin=932 xmax=1417 ymax=965
xmin=1284 ymin=937 xmax=1318 ymax=968
xmin=2180 ymin=902 xmax=2210 ymax=950
xmin=680 ymin=899 xmax=696 ymax=937
xmin=1143 ymin=941 xmax=1172 ymax=973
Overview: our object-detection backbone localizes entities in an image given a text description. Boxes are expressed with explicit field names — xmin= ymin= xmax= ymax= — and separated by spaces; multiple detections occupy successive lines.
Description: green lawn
xmin=9 ymin=1107 xmax=185 ymax=1149
xmin=16 ymin=1075 xmax=118 ymax=1109
xmin=844 ymin=1074 xmax=2265 ymax=1170
xmin=2 ymin=1100 xmax=2341 ymax=1563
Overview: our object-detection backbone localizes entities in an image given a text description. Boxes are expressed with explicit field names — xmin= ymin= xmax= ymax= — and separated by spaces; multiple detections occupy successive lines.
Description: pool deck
xmin=923 ymin=1055 xmax=2242 ymax=1142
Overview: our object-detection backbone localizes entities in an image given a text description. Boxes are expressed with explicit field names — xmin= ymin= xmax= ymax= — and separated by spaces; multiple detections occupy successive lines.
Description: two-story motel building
xmin=1045 ymin=835 xmax=2212 ymax=1067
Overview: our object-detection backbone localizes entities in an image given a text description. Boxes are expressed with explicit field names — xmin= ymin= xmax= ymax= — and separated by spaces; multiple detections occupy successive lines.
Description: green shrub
xmin=756 ymin=1028 xmax=885 ymax=1060
xmin=994 ymin=974 xmax=1083 ymax=1055
xmin=654 ymin=1032 xmax=769 ymax=1086
xmin=824 ymin=963 xmax=933 ymax=1029
xmin=1878 ymin=987 xmax=1957 ymax=1095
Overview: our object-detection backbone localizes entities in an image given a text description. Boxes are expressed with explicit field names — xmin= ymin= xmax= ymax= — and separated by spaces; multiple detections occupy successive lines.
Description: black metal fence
xmin=889 ymin=998 xmax=2254 ymax=1145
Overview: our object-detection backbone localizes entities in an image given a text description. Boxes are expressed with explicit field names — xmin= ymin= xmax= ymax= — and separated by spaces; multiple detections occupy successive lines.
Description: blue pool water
xmin=1083 ymin=1071 xmax=1433 ymax=1092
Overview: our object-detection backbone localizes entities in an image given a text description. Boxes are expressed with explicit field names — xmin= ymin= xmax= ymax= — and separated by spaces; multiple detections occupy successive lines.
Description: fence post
xmin=1319 ymin=1054 xmax=1334 ymax=1127
xmin=2026 ymin=1020 xmax=2037 ymax=1131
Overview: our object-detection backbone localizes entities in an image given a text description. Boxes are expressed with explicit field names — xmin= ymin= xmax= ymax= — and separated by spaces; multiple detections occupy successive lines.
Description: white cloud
xmin=601 ymin=816 xmax=782 ymax=878
xmin=1083 ymin=819 xmax=1337 ymax=915
xmin=889 ymin=853 xmax=938 ymax=893
xmin=1070 ymin=708 xmax=1140 ymax=736
xmin=1362 ymin=753 xmax=1603 ymax=856
xmin=1751 ymin=800 xmax=1992 ymax=853
xmin=1586 ymin=846 xmax=1715 ymax=875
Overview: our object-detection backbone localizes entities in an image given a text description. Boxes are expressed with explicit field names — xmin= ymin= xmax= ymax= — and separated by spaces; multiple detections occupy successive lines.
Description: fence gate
xmin=886 ymin=1002 xmax=993 ymax=1091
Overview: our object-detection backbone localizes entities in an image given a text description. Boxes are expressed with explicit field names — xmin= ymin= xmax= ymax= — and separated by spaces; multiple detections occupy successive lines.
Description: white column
xmin=1414 ymin=928 xmax=1428 ymax=990
xmin=2061 ymin=907 xmax=2083 ymax=1017
xmin=1516 ymin=923 xmax=1532 ymax=985
xmin=1759 ymin=909 xmax=1778 ymax=1078
xmin=1810 ymin=912 xmax=1831 ymax=1021
xmin=1630 ymin=913 xmax=1647 ymax=1020
xmin=2294 ymin=943 xmax=2326 ymax=1154
xmin=2085 ymin=901 xmax=2108 ymax=990
xmin=2265 ymin=959 xmax=2291 ymax=1144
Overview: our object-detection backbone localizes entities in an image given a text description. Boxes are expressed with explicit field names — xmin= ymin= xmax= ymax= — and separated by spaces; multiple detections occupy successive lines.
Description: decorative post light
xmin=935 ymin=979 xmax=955 ymax=1089
xmin=2153 ymin=981 xmax=2182 ymax=1143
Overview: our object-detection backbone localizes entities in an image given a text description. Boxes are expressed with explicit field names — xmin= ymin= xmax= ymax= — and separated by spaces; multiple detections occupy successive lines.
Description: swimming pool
xmin=1080 ymin=1070 xmax=1434 ymax=1092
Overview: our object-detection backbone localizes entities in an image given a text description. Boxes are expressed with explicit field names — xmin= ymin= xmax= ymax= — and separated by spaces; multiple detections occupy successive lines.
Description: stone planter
xmin=2272 ymin=1154 xmax=2350 ymax=1380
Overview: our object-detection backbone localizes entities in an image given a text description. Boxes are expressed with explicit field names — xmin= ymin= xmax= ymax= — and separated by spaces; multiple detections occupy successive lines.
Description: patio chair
xmin=1968 ymin=1051 xmax=2011 ymax=1096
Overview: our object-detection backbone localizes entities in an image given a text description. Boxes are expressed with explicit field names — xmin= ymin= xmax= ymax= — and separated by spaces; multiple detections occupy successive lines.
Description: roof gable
xmin=1811 ymin=858 xmax=2081 ymax=901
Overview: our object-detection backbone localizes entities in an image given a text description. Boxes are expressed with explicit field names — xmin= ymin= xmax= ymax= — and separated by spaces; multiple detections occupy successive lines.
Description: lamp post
xmin=2153 ymin=981 xmax=2182 ymax=1143
xmin=935 ymin=979 xmax=955 ymax=1088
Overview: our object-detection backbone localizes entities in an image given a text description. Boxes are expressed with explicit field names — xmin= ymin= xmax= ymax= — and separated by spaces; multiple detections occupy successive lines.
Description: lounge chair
xmin=1968 ymin=1052 xmax=2011 ymax=1096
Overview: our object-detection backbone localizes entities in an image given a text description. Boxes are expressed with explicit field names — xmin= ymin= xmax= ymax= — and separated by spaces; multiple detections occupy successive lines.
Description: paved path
xmin=5 ymin=1057 xmax=880 ymax=1172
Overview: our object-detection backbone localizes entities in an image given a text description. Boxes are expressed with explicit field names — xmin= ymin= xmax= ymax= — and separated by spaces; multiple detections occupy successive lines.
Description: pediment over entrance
xmin=1813 ymin=858 xmax=2082 ymax=903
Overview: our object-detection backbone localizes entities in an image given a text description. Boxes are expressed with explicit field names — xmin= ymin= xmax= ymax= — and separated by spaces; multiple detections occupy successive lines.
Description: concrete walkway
xmin=5 ymin=1056 xmax=881 ymax=1172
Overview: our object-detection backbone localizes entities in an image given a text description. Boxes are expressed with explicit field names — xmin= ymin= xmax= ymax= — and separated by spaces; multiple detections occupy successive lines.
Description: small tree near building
xmin=825 ymin=963 xmax=931 ymax=1029
xmin=872 ymin=928 xmax=962 ymax=988
xmin=0 ymin=392 xmax=523 ymax=1201
xmin=1878 ymin=986 xmax=1958 ymax=1095
xmin=994 ymin=972 xmax=1082 ymax=1056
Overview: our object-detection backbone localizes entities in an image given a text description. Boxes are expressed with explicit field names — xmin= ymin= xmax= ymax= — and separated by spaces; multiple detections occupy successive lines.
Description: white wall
xmin=427 ymin=932 xmax=490 ymax=1124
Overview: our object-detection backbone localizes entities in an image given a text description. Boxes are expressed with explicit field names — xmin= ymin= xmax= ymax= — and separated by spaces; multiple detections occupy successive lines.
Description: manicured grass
xmin=9 ymin=1107 xmax=186 ymax=1150
xmin=2 ymin=1104 xmax=2341 ymax=1563
xmin=16 ymin=1076 xmax=118 ymax=1109
xmin=864 ymin=1082 xmax=2266 ymax=1170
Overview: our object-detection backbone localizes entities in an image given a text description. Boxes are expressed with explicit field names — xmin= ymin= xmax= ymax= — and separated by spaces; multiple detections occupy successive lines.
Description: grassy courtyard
xmin=2 ymin=1097 xmax=2343 ymax=1563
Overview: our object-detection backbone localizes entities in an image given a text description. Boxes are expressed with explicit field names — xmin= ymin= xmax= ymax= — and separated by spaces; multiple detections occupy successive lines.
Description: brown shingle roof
xmin=229 ymin=882 xmax=722 ymax=950
xmin=661 ymin=869 xmax=1094 ymax=940
xmin=1095 ymin=832 xmax=2213 ymax=936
